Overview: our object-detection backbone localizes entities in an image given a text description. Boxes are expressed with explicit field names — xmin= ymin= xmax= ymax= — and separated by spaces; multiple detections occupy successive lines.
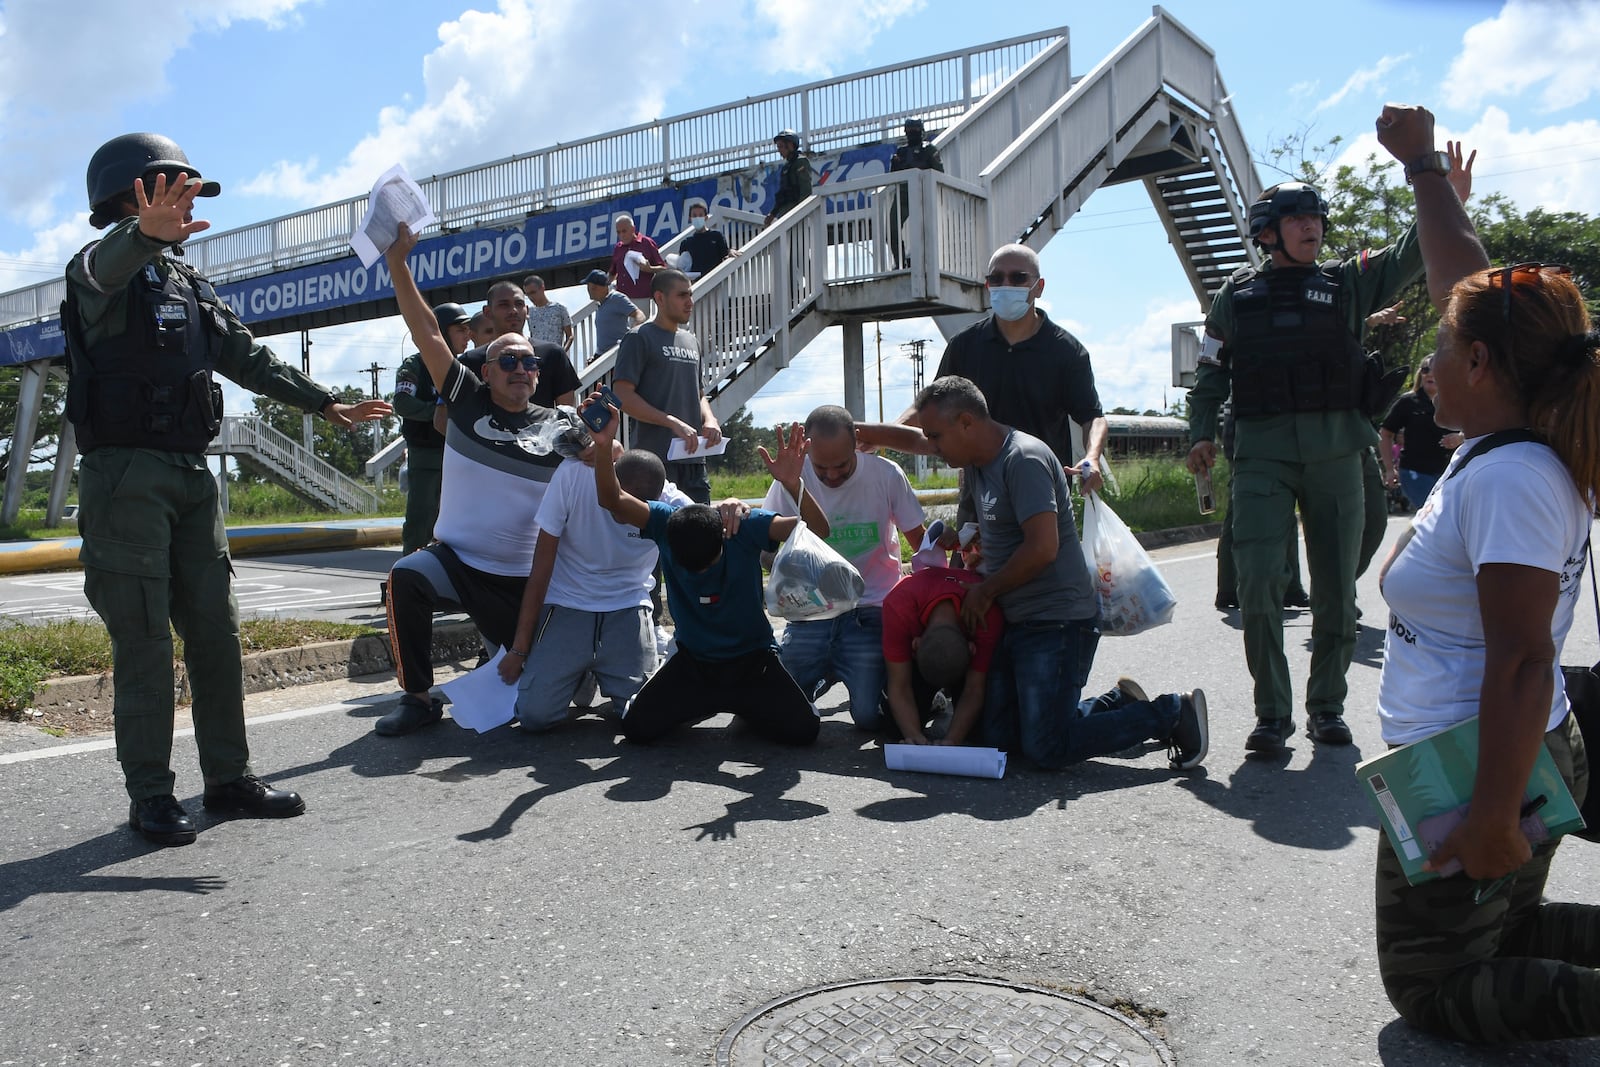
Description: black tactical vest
xmin=1225 ymin=262 xmax=1367 ymax=418
xmin=64 ymin=249 xmax=226 ymax=453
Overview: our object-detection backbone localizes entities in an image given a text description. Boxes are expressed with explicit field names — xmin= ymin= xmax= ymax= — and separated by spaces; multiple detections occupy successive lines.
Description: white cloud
xmin=1444 ymin=0 xmax=1600 ymax=113
xmin=0 ymin=0 xmax=312 ymax=227
xmin=1315 ymin=53 xmax=1410 ymax=113
xmin=753 ymin=0 xmax=927 ymax=77
xmin=1061 ymin=298 xmax=1202 ymax=415
xmin=1334 ymin=106 xmax=1600 ymax=217
xmin=0 ymin=215 xmax=100 ymax=297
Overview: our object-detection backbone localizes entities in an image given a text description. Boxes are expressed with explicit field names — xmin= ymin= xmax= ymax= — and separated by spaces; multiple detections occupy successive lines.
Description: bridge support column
xmin=46 ymin=408 xmax=77 ymax=528
xmin=840 ymin=321 xmax=866 ymax=421
xmin=2 ymin=361 xmax=50 ymax=526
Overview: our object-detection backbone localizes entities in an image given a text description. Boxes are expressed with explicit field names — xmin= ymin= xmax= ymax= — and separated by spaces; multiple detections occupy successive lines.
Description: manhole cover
xmin=716 ymin=976 xmax=1174 ymax=1066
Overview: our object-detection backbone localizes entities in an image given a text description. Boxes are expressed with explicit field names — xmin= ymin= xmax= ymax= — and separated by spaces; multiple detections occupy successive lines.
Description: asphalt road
xmin=3 ymin=519 xmax=1599 ymax=1066
xmin=0 ymin=547 xmax=400 ymax=628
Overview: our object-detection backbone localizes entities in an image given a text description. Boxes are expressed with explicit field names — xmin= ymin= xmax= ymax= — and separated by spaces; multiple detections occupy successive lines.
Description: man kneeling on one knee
xmin=859 ymin=376 xmax=1208 ymax=771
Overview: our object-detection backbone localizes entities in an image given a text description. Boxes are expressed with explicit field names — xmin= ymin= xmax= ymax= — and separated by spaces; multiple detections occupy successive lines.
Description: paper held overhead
xmin=350 ymin=163 xmax=439 ymax=268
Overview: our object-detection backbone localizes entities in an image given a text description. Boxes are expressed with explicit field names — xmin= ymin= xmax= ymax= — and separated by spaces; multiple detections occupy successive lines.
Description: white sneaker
xmin=655 ymin=626 xmax=676 ymax=660
xmin=927 ymin=691 xmax=955 ymax=740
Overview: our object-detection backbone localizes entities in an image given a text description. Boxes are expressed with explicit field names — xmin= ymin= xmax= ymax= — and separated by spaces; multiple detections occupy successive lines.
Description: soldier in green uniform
xmin=393 ymin=302 xmax=471 ymax=555
xmin=764 ymin=129 xmax=811 ymax=227
xmin=64 ymin=133 xmax=390 ymax=846
xmin=1185 ymin=180 xmax=1435 ymax=752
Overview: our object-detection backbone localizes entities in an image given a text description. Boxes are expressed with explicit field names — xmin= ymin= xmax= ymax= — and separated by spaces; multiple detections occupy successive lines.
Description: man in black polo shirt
xmin=903 ymin=243 xmax=1108 ymax=526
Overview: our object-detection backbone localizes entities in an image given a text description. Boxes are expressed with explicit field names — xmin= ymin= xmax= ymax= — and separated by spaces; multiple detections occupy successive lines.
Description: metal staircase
xmin=208 ymin=416 xmax=378 ymax=513
xmin=572 ymin=6 xmax=1262 ymax=418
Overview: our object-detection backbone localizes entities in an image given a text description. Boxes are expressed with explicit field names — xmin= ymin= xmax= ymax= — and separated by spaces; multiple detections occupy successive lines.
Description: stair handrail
xmin=216 ymin=415 xmax=378 ymax=513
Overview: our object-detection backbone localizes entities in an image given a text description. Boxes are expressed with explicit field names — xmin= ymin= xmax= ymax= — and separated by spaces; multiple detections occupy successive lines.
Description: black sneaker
xmin=375 ymin=693 xmax=444 ymax=736
xmin=1167 ymin=689 xmax=1208 ymax=770
xmin=129 ymin=794 xmax=196 ymax=847
xmin=1245 ymin=716 xmax=1293 ymax=752
xmin=1306 ymin=711 xmax=1353 ymax=745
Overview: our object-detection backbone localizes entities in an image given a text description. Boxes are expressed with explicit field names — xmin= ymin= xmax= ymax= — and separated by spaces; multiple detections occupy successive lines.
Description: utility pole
xmin=365 ymin=361 xmax=387 ymax=454
xmin=300 ymin=330 xmax=315 ymax=451
xmin=875 ymin=322 xmax=884 ymax=422
xmin=900 ymin=338 xmax=932 ymax=478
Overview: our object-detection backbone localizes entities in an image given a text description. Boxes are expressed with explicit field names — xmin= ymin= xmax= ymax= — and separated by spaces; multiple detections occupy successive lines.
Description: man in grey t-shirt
xmin=612 ymin=268 xmax=720 ymax=505
xmin=885 ymin=376 xmax=1206 ymax=772
xmin=586 ymin=269 xmax=643 ymax=357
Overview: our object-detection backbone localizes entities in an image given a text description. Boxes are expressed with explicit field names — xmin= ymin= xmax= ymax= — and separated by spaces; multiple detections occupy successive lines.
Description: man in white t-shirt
xmin=762 ymin=405 xmax=925 ymax=730
xmin=499 ymin=449 xmax=691 ymax=729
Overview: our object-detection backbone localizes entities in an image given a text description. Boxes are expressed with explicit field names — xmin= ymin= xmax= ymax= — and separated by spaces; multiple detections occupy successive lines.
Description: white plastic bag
xmin=1079 ymin=493 xmax=1176 ymax=636
xmin=764 ymin=520 xmax=865 ymax=621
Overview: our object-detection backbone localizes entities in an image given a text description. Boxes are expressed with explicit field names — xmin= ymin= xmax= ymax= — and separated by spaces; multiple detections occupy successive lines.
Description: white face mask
xmin=989 ymin=286 xmax=1033 ymax=321
xmin=690 ymin=216 xmax=707 ymax=230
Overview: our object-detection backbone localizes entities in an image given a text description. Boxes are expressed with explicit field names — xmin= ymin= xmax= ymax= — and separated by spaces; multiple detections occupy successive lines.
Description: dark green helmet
xmin=1247 ymin=182 xmax=1328 ymax=244
xmin=87 ymin=133 xmax=220 ymax=229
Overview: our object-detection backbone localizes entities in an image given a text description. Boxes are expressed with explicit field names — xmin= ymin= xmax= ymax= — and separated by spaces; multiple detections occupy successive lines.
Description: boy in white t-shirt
xmin=500 ymin=448 xmax=688 ymax=730
xmin=761 ymin=405 xmax=926 ymax=730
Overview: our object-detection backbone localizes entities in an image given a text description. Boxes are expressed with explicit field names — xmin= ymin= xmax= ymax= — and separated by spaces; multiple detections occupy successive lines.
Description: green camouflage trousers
xmin=1375 ymin=714 xmax=1600 ymax=1042
xmin=78 ymin=447 xmax=252 ymax=800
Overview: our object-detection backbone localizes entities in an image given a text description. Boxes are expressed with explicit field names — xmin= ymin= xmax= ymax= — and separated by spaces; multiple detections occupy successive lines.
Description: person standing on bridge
xmin=765 ymin=130 xmax=812 ymax=227
xmin=1185 ymin=152 xmax=1471 ymax=754
xmin=586 ymin=269 xmax=644 ymax=356
xmin=393 ymin=302 xmax=472 ymax=556
xmin=607 ymin=213 xmax=666 ymax=316
xmin=64 ymin=132 xmax=390 ymax=847
xmin=888 ymin=117 xmax=943 ymax=268
xmin=521 ymin=274 xmax=573 ymax=352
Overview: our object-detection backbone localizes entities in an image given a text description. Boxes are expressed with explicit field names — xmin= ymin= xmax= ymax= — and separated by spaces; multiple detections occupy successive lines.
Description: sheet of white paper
xmin=884 ymin=744 xmax=1007 ymax=779
xmin=909 ymin=520 xmax=949 ymax=573
xmin=438 ymin=648 xmax=516 ymax=733
xmin=666 ymin=436 xmax=730 ymax=461
xmin=349 ymin=163 xmax=438 ymax=268
xmin=624 ymin=249 xmax=646 ymax=282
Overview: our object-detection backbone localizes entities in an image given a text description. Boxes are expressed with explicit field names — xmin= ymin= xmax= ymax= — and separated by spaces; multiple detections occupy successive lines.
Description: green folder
xmin=1356 ymin=716 xmax=1584 ymax=886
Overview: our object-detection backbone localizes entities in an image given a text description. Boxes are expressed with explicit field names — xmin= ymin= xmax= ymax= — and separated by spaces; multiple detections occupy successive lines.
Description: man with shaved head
xmin=378 ymin=226 xmax=590 ymax=738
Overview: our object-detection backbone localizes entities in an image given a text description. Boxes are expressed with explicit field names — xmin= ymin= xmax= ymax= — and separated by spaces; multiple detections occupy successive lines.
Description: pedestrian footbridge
xmin=1 ymin=6 xmax=1260 ymax=523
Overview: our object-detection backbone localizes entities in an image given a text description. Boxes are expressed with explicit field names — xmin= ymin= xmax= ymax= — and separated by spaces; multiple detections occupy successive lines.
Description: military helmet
xmin=1247 ymin=182 xmax=1328 ymax=242
xmin=773 ymin=128 xmax=801 ymax=148
xmin=86 ymin=133 xmax=220 ymax=229
xmin=432 ymin=303 xmax=471 ymax=330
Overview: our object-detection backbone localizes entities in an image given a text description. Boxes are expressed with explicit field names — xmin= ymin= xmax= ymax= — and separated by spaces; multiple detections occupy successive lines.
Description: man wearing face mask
xmin=911 ymin=244 xmax=1108 ymax=515
xmin=677 ymin=202 xmax=740 ymax=281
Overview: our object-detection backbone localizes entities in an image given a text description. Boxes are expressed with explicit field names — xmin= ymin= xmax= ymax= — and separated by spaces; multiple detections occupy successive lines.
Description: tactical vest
xmin=1225 ymin=262 xmax=1367 ymax=418
xmin=64 ymin=248 xmax=226 ymax=453
xmin=397 ymin=355 xmax=447 ymax=450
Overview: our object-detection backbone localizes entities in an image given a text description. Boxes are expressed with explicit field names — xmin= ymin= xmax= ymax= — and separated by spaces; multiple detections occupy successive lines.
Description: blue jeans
xmin=1399 ymin=469 xmax=1440 ymax=510
xmin=981 ymin=618 xmax=1180 ymax=769
xmin=778 ymin=607 xmax=886 ymax=729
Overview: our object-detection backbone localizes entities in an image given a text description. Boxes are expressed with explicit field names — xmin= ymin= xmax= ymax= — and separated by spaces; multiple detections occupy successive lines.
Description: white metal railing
xmin=211 ymin=415 xmax=378 ymax=513
xmin=0 ymin=30 xmax=1063 ymax=331
xmin=978 ymin=7 xmax=1258 ymax=252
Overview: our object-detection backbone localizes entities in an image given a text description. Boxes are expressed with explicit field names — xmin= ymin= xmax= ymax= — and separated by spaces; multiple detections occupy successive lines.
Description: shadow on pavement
xmin=1376 ymin=1017 xmax=1600 ymax=1065
xmin=1176 ymin=736 xmax=1373 ymax=850
xmin=0 ymin=825 xmax=229 ymax=913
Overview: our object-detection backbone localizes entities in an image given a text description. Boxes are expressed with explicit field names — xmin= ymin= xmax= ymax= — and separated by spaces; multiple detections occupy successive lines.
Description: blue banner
xmin=1 ymin=143 xmax=894 ymax=368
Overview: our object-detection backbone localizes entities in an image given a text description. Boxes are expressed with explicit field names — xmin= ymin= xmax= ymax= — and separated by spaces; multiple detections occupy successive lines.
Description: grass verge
xmin=0 ymin=617 xmax=378 ymax=721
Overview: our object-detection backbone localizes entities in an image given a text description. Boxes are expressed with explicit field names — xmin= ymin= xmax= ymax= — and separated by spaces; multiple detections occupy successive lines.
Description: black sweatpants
xmin=621 ymin=646 xmax=819 ymax=745
xmin=387 ymin=543 xmax=525 ymax=693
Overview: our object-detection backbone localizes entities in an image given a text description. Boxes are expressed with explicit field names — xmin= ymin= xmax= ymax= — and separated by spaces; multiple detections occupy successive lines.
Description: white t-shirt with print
xmin=535 ymin=459 xmax=690 ymax=612
xmin=762 ymin=452 xmax=924 ymax=606
xmin=1378 ymin=437 xmax=1591 ymax=745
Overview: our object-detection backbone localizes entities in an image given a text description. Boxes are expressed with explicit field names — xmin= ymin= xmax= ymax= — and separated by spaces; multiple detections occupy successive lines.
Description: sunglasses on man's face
xmin=984 ymin=270 xmax=1034 ymax=287
xmin=495 ymin=354 xmax=540 ymax=372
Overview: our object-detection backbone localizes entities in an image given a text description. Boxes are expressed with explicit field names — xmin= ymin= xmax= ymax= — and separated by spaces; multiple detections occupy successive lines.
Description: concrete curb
xmin=0 ymin=521 xmax=404 ymax=576
xmin=32 ymin=621 xmax=481 ymax=719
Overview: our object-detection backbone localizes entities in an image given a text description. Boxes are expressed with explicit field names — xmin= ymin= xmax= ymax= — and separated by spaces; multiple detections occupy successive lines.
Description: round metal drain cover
xmin=716 ymin=976 xmax=1173 ymax=1066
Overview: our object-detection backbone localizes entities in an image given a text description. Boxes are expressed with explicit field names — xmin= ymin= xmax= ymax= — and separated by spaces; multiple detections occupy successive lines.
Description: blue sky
xmin=0 ymin=0 xmax=1596 ymax=426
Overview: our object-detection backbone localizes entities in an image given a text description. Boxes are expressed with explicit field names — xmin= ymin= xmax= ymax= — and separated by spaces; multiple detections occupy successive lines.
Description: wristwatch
xmin=1404 ymin=151 xmax=1451 ymax=183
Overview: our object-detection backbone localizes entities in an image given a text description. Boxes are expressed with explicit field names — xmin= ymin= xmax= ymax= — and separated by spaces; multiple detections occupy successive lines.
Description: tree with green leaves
xmin=0 ymin=365 xmax=66 ymax=491
xmin=242 ymin=384 xmax=395 ymax=481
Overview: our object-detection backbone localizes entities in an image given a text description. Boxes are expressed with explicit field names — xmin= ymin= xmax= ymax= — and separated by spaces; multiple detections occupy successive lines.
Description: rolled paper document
xmin=884 ymin=743 xmax=1007 ymax=779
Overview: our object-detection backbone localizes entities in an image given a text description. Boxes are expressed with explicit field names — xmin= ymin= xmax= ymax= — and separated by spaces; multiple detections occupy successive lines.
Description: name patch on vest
xmin=1304 ymin=288 xmax=1334 ymax=306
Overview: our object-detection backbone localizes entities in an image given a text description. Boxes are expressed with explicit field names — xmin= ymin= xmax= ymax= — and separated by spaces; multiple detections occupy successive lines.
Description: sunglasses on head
xmin=495 ymin=353 xmax=540 ymax=372
xmin=1490 ymin=262 xmax=1573 ymax=363
xmin=984 ymin=270 xmax=1034 ymax=287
